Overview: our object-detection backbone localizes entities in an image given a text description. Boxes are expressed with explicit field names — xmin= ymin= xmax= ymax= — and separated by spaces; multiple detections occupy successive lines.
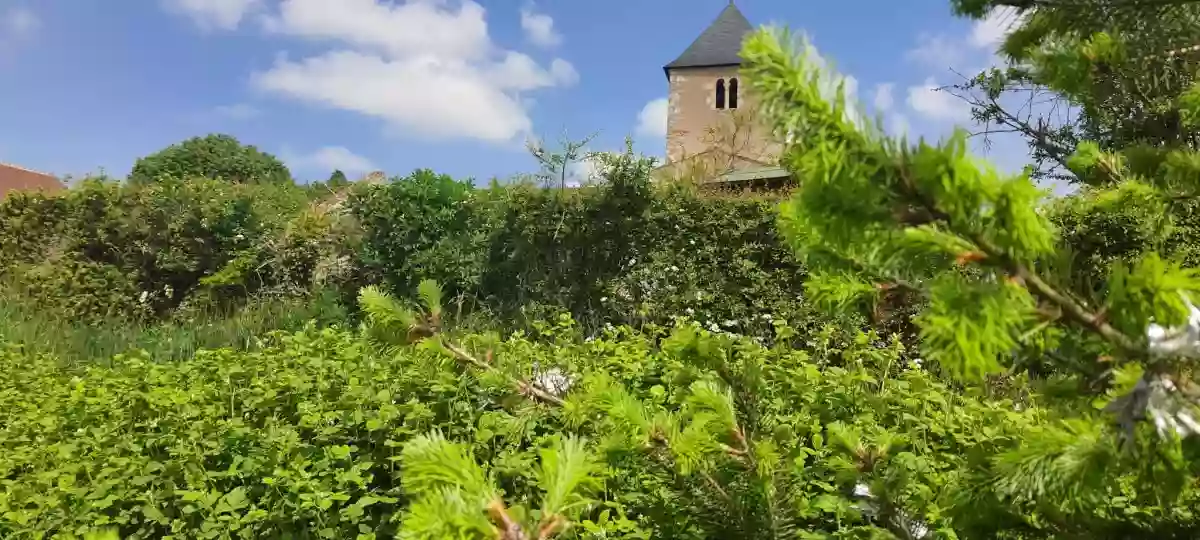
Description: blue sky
xmin=0 ymin=0 xmax=1035 ymax=185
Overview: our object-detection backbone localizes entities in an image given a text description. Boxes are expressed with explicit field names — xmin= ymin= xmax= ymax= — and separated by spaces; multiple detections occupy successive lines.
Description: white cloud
xmin=519 ymin=4 xmax=561 ymax=48
xmin=263 ymin=0 xmax=489 ymax=60
xmin=970 ymin=7 xmax=1022 ymax=50
xmin=907 ymin=77 xmax=971 ymax=123
xmin=549 ymin=58 xmax=578 ymax=86
xmin=839 ymin=75 xmax=868 ymax=127
xmin=905 ymin=33 xmax=965 ymax=70
xmin=256 ymin=50 xmax=566 ymax=142
xmin=3 ymin=7 xmax=38 ymax=37
xmin=873 ymin=83 xmax=895 ymax=112
xmin=635 ymin=97 xmax=669 ymax=139
xmin=251 ymin=0 xmax=577 ymax=144
xmin=873 ymin=83 xmax=910 ymax=137
xmin=904 ymin=7 xmax=1023 ymax=76
xmin=566 ymin=154 xmax=602 ymax=185
xmin=286 ymin=145 xmax=377 ymax=174
xmin=801 ymin=43 xmax=862 ymax=114
xmin=165 ymin=0 xmax=261 ymax=30
xmin=0 ymin=6 xmax=38 ymax=57
xmin=213 ymin=103 xmax=261 ymax=120
xmin=842 ymin=75 xmax=859 ymax=102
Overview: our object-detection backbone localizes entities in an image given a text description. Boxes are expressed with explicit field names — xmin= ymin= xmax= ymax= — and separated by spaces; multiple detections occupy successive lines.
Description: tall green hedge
xmin=0 ymin=153 xmax=831 ymax=341
xmin=347 ymin=156 xmax=824 ymax=338
xmin=0 ymin=178 xmax=311 ymax=321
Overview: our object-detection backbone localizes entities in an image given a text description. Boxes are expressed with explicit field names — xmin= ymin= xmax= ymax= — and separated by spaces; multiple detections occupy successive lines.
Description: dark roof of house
xmin=0 ymin=162 xmax=64 ymax=199
xmin=663 ymin=2 xmax=754 ymax=76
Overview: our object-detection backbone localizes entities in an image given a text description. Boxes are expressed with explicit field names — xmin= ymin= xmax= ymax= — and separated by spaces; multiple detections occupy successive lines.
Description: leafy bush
xmin=0 ymin=299 xmax=1009 ymax=538
xmin=351 ymin=169 xmax=488 ymax=302
xmin=2 ymin=156 xmax=829 ymax=343
xmin=0 ymin=177 xmax=314 ymax=322
xmin=129 ymin=134 xmax=292 ymax=185
xmin=5 ymin=282 xmax=1196 ymax=539
xmin=350 ymin=160 xmax=828 ymax=341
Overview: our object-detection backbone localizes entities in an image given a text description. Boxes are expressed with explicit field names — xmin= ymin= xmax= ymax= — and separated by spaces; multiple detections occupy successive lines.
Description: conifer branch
xmin=841 ymin=251 xmax=924 ymax=295
xmin=894 ymin=165 xmax=1142 ymax=355
xmin=699 ymin=470 xmax=734 ymax=503
xmin=989 ymin=241 xmax=1140 ymax=353
xmin=984 ymin=0 xmax=1200 ymax=10
xmin=488 ymin=499 xmax=530 ymax=540
xmin=536 ymin=515 xmax=567 ymax=540
xmin=441 ymin=340 xmax=567 ymax=406
xmin=441 ymin=337 xmax=745 ymax=504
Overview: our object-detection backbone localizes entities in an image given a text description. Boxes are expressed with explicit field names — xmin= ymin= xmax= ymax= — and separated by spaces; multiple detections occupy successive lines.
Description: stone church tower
xmin=654 ymin=2 xmax=789 ymax=187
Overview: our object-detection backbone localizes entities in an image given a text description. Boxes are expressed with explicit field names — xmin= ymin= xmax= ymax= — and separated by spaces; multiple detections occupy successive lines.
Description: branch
xmin=441 ymin=340 xmax=567 ymax=406
xmin=943 ymin=77 xmax=1076 ymax=174
xmin=985 ymin=0 xmax=1200 ymax=9
xmin=488 ymin=499 xmax=530 ymax=540
xmin=536 ymin=515 xmax=567 ymax=540
xmin=894 ymin=166 xmax=1142 ymax=355
xmin=699 ymin=470 xmax=734 ymax=503
xmin=973 ymin=233 xmax=1140 ymax=353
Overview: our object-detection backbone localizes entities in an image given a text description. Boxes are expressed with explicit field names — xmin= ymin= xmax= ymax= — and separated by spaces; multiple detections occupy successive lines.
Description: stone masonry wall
xmin=664 ymin=65 xmax=781 ymax=169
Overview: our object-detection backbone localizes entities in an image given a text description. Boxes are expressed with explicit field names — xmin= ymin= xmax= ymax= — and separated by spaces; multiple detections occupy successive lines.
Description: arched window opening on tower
xmin=716 ymin=78 xmax=726 ymax=109
xmin=729 ymin=78 xmax=739 ymax=109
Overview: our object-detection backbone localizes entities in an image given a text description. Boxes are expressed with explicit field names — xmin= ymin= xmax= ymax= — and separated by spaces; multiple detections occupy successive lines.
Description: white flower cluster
xmin=1147 ymin=295 xmax=1200 ymax=358
xmin=137 ymin=284 xmax=174 ymax=305
xmin=1144 ymin=376 xmax=1200 ymax=438
xmin=532 ymin=363 xmax=574 ymax=397
xmin=851 ymin=483 xmax=929 ymax=538
xmin=1131 ymin=293 xmax=1200 ymax=438
xmin=1107 ymin=372 xmax=1200 ymax=440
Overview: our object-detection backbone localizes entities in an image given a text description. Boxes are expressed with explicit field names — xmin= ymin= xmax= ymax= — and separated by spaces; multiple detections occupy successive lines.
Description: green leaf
xmin=417 ymin=279 xmax=444 ymax=319
xmin=537 ymin=436 xmax=602 ymax=519
xmin=918 ymin=273 xmax=1035 ymax=381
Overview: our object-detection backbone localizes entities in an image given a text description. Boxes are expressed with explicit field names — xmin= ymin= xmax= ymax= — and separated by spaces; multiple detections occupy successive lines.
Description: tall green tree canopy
xmin=327 ymin=169 xmax=349 ymax=188
xmin=129 ymin=134 xmax=292 ymax=185
xmin=949 ymin=0 xmax=1200 ymax=184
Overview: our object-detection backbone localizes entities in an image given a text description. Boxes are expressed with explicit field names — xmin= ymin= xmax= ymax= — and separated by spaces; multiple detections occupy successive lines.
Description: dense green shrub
xmin=0 ymin=178 xmax=312 ymax=322
xmin=194 ymin=191 xmax=368 ymax=310
xmin=129 ymin=134 xmax=292 ymax=185
xmin=0 ymin=189 xmax=70 ymax=266
xmin=5 ymin=282 xmax=1196 ymax=538
xmin=1049 ymin=191 xmax=1200 ymax=293
xmin=351 ymin=169 xmax=489 ymax=302
xmin=1 ymin=160 xmax=828 ymax=341
xmin=0 ymin=316 xmax=1019 ymax=538
xmin=350 ymin=159 xmax=827 ymax=340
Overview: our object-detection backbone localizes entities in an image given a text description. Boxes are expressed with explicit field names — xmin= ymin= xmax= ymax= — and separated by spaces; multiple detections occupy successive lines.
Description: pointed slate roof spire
xmin=663 ymin=2 xmax=754 ymax=77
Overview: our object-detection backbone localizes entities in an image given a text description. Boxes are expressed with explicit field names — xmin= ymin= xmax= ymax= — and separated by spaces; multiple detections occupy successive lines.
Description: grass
xmin=0 ymin=287 xmax=348 ymax=365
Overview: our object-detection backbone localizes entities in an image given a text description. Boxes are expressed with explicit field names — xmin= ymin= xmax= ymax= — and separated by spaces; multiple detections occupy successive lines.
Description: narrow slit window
xmin=716 ymin=78 xmax=726 ymax=109
xmin=729 ymin=78 xmax=739 ymax=109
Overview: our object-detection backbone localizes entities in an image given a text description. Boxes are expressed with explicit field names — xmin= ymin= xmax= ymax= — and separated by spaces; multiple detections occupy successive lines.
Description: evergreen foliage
xmin=734 ymin=14 xmax=1200 ymax=534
